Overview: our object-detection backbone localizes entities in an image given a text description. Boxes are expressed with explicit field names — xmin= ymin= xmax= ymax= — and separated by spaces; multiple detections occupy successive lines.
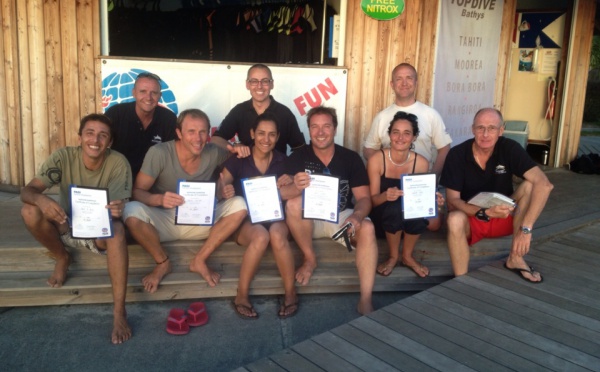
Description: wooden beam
xmin=60 ymin=0 xmax=80 ymax=146
xmin=415 ymin=0 xmax=438 ymax=105
xmin=28 ymin=0 xmax=50 ymax=172
xmin=44 ymin=0 xmax=66 ymax=152
xmin=0 ymin=0 xmax=10 ymax=184
xmin=559 ymin=0 xmax=596 ymax=165
xmin=16 ymin=0 xmax=34 ymax=182
xmin=76 ymin=0 xmax=95 ymax=117
xmin=494 ymin=0 xmax=518 ymax=111
xmin=0 ymin=0 xmax=22 ymax=186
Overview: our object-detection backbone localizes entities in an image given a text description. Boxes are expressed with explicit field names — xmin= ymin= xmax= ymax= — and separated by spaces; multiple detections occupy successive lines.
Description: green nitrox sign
xmin=361 ymin=0 xmax=405 ymax=20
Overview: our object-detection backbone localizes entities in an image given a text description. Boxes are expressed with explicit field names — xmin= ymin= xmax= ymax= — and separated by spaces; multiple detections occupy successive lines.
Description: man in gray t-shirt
xmin=123 ymin=109 xmax=248 ymax=292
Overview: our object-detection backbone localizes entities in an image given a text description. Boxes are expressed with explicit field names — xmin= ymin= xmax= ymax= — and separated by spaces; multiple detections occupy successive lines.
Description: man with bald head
xmin=440 ymin=108 xmax=553 ymax=282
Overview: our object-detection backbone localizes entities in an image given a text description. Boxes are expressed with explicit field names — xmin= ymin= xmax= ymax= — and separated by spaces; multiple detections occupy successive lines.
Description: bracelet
xmin=156 ymin=256 xmax=169 ymax=265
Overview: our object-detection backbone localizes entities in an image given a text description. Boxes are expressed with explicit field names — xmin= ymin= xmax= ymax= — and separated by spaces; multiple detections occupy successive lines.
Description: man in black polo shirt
xmin=105 ymin=72 xmax=177 ymax=178
xmin=211 ymin=64 xmax=305 ymax=154
xmin=280 ymin=106 xmax=377 ymax=315
xmin=440 ymin=108 xmax=553 ymax=283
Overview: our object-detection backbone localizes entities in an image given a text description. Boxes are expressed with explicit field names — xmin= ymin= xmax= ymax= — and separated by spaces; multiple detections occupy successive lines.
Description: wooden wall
xmin=344 ymin=0 xmax=437 ymax=151
xmin=0 ymin=0 xmax=594 ymax=188
xmin=343 ymin=0 xmax=518 ymax=151
xmin=0 ymin=0 xmax=101 ymax=188
xmin=556 ymin=0 xmax=596 ymax=165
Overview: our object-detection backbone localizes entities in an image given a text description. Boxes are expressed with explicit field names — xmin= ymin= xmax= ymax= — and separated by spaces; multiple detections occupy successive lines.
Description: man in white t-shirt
xmin=363 ymin=63 xmax=452 ymax=178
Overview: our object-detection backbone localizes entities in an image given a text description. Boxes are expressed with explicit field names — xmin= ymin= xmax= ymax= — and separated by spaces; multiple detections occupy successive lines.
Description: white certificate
xmin=302 ymin=174 xmax=339 ymax=223
xmin=69 ymin=186 xmax=112 ymax=239
xmin=242 ymin=175 xmax=284 ymax=224
xmin=401 ymin=173 xmax=437 ymax=220
xmin=175 ymin=181 xmax=216 ymax=225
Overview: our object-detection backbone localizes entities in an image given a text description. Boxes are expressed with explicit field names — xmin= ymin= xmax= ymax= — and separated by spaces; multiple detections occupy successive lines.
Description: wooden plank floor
xmin=240 ymin=222 xmax=600 ymax=372
xmin=0 ymin=168 xmax=599 ymax=307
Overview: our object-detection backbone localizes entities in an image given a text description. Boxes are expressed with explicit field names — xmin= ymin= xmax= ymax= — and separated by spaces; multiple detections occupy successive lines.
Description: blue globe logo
xmin=101 ymin=69 xmax=178 ymax=114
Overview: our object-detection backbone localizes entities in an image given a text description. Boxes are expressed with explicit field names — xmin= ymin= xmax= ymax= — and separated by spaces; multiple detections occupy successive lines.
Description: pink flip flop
xmin=187 ymin=302 xmax=209 ymax=327
xmin=166 ymin=308 xmax=190 ymax=335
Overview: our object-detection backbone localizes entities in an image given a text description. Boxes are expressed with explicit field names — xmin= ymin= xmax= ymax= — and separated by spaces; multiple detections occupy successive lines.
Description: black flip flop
xmin=278 ymin=298 xmax=299 ymax=319
xmin=503 ymin=263 xmax=544 ymax=283
xmin=231 ymin=300 xmax=259 ymax=320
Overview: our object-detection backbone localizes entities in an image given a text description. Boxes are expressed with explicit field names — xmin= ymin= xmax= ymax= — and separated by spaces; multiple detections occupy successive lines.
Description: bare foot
xmin=376 ymin=257 xmax=398 ymax=277
xmin=141 ymin=259 xmax=172 ymax=293
xmin=47 ymin=253 xmax=72 ymax=288
xmin=357 ymin=299 xmax=373 ymax=315
xmin=190 ymin=257 xmax=221 ymax=287
xmin=295 ymin=260 xmax=316 ymax=286
xmin=111 ymin=313 xmax=132 ymax=344
xmin=401 ymin=257 xmax=429 ymax=278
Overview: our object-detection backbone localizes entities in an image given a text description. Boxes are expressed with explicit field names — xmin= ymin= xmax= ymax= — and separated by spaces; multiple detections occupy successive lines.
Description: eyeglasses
xmin=474 ymin=125 xmax=501 ymax=134
xmin=247 ymin=78 xmax=273 ymax=87
xmin=393 ymin=111 xmax=417 ymax=121
xmin=136 ymin=72 xmax=162 ymax=82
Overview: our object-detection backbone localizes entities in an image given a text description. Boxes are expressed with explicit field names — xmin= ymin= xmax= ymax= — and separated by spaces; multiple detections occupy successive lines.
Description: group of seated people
xmin=19 ymin=63 xmax=553 ymax=344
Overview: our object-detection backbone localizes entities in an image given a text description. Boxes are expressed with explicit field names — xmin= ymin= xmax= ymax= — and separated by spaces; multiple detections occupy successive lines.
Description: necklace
xmin=388 ymin=149 xmax=411 ymax=167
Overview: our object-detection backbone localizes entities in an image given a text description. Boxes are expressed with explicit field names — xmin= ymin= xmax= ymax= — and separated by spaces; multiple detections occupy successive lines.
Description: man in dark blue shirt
xmin=105 ymin=72 xmax=176 ymax=179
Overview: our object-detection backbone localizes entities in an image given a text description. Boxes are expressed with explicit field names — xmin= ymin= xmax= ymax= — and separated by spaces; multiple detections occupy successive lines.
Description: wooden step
xmin=0 ymin=232 xmax=510 ymax=307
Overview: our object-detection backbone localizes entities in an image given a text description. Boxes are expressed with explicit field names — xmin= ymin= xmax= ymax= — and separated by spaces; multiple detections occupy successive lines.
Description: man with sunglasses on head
xmin=363 ymin=63 xmax=452 ymax=178
xmin=211 ymin=64 xmax=305 ymax=156
xmin=440 ymin=108 xmax=553 ymax=283
xmin=105 ymin=71 xmax=177 ymax=179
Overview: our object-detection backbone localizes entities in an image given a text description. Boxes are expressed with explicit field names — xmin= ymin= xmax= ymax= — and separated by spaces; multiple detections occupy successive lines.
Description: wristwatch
xmin=521 ymin=226 xmax=533 ymax=234
xmin=475 ymin=208 xmax=490 ymax=222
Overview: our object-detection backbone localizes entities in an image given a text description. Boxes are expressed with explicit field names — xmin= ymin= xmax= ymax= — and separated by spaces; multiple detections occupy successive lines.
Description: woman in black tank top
xmin=366 ymin=112 xmax=444 ymax=277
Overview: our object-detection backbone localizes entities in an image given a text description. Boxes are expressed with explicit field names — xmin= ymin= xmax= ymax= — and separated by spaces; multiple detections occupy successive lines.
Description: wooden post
xmin=0 ymin=0 xmax=23 ymax=186
xmin=76 ymin=0 xmax=95 ymax=118
xmin=60 ymin=0 xmax=80 ymax=146
xmin=44 ymin=0 xmax=66 ymax=153
xmin=558 ymin=0 xmax=596 ymax=165
xmin=28 ymin=0 xmax=50 ymax=175
xmin=0 ymin=1 xmax=10 ymax=184
xmin=16 ymin=0 xmax=34 ymax=182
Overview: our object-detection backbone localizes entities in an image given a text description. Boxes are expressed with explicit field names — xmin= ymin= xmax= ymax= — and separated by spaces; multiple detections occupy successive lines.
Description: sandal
xmin=231 ymin=300 xmax=259 ymax=320
xmin=278 ymin=299 xmax=299 ymax=319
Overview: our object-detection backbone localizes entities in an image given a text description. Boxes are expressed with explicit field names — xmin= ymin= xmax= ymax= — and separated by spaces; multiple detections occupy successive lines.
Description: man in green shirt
xmin=21 ymin=114 xmax=133 ymax=344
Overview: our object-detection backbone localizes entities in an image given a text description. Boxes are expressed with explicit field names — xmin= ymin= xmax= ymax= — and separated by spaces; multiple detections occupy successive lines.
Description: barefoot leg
xmin=48 ymin=253 xmax=72 ymax=288
xmin=125 ymin=217 xmax=171 ymax=292
xmin=401 ymin=233 xmax=428 ymax=277
xmin=189 ymin=210 xmax=246 ymax=286
xmin=112 ymin=312 xmax=132 ymax=345
xmin=101 ymin=221 xmax=132 ymax=344
xmin=189 ymin=258 xmax=221 ymax=287
xmin=377 ymin=231 xmax=401 ymax=276
xmin=141 ymin=259 xmax=172 ymax=294
xmin=286 ymin=196 xmax=317 ymax=286
xmin=295 ymin=261 xmax=316 ymax=286
xmin=21 ymin=203 xmax=72 ymax=287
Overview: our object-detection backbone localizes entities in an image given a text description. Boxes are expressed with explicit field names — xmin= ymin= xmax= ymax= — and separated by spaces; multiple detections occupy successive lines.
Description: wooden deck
xmin=239 ymin=219 xmax=600 ymax=371
xmin=0 ymin=168 xmax=599 ymax=308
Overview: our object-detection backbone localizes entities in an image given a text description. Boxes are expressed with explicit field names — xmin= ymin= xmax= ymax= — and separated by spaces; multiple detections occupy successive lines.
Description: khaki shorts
xmin=312 ymin=209 xmax=366 ymax=248
xmin=60 ymin=231 xmax=104 ymax=255
xmin=123 ymin=196 xmax=247 ymax=242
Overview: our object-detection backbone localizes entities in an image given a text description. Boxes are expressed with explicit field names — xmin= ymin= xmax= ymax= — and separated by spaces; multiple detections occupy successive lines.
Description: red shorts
xmin=468 ymin=215 xmax=513 ymax=245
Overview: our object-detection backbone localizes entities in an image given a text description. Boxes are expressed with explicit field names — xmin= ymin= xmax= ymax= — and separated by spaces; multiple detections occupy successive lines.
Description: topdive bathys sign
xmin=361 ymin=0 xmax=405 ymax=20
